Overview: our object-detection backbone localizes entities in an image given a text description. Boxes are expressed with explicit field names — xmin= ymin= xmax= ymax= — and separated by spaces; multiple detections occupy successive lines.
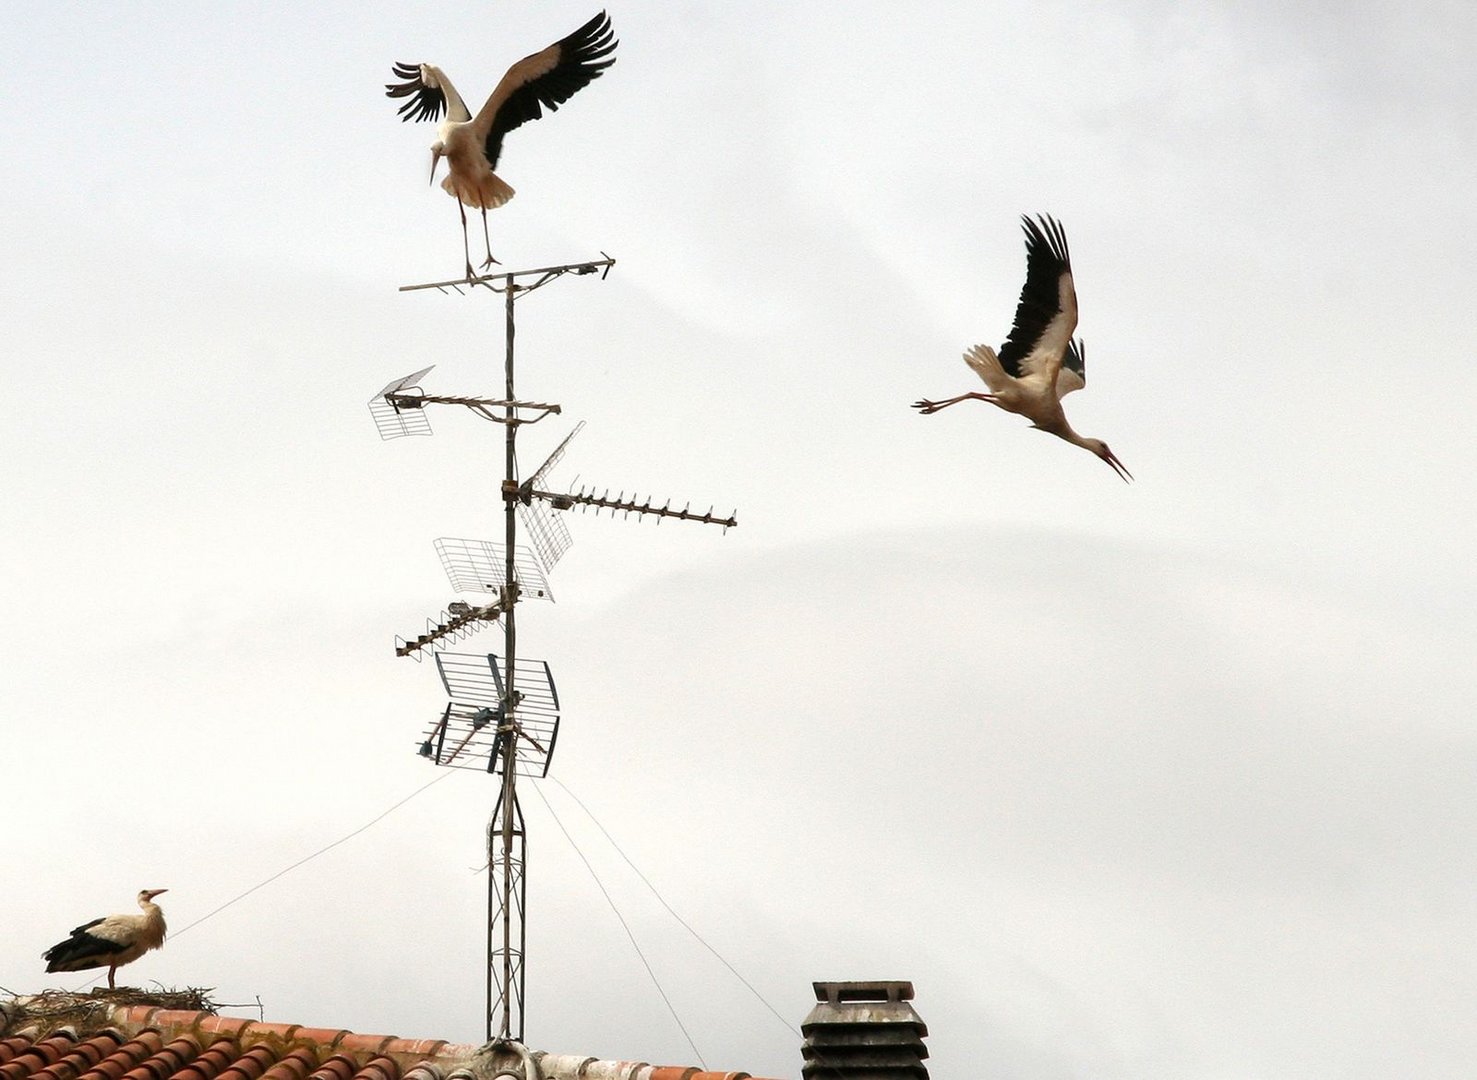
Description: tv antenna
xmin=369 ymin=258 xmax=737 ymax=1044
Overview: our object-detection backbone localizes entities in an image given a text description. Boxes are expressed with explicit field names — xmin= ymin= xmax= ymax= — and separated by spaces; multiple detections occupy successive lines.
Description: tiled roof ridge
xmin=106 ymin=1010 xmax=466 ymax=1072
xmin=103 ymin=1010 xmax=775 ymax=1080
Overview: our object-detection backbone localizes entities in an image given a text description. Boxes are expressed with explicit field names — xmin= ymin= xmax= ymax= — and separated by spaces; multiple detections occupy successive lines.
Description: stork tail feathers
xmin=963 ymin=344 xmax=1011 ymax=394
xmin=442 ymin=171 xmax=515 ymax=210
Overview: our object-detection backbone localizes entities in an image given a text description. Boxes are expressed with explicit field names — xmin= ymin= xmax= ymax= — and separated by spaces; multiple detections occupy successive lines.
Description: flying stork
xmin=913 ymin=215 xmax=1132 ymax=483
xmin=386 ymin=11 xmax=618 ymax=278
xmin=42 ymin=888 xmax=168 ymax=990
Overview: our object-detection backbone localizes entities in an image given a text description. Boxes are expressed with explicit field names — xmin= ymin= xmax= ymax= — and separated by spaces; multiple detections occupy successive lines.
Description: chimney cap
xmin=811 ymin=981 xmax=915 ymax=1004
xmin=802 ymin=981 xmax=929 ymax=1079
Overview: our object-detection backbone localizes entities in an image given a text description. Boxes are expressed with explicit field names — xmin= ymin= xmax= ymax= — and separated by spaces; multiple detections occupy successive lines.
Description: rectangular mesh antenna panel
xmin=517 ymin=501 xmax=573 ymax=573
xmin=369 ymin=365 xmax=436 ymax=439
xmin=435 ymin=537 xmax=554 ymax=601
xmin=515 ymin=421 xmax=583 ymax=570
xmin=428 ymin=652 xmax=561 ymax=777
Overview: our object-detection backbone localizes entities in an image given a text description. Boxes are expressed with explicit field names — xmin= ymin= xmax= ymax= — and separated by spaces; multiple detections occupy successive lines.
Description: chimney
xmin=801 ymin=981 xmax=928 ymax=1080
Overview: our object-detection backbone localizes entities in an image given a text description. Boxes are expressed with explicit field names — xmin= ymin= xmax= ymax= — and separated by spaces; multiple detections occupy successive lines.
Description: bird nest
xmin=1 ymin=986 xmax=217 ymax=1037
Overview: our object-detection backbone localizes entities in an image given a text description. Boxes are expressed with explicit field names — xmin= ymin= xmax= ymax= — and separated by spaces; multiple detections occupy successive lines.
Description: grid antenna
xmin=519 ymin=420 xmax=584 ymax=572
xmin=369 ymin=255 xmax=737 ymax=1045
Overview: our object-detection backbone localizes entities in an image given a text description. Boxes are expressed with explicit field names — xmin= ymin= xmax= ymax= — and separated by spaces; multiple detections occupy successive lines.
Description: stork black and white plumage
xmin=42 ymin=889 xmax=168 ymax=989
xmin=386 ymin=11 xmax=618 ymax=278
xmin=913 ymin=215 xmax=1132 ymax=482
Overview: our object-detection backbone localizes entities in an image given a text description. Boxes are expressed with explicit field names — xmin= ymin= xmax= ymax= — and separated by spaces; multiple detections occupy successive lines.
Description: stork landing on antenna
xmin=386 ymin=12 xmax=618 ymax=277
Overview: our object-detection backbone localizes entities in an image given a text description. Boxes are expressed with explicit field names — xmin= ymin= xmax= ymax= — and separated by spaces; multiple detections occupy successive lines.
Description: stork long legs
xmin=457 ymin=198 xmax=476 ymax=280
xmin=456 ymin=199 xmax=501 ymax=278
xmin=480 ymin=207 xmax=500 ymax=269
xmin=912 ymin=392 xmax=998 ymax=415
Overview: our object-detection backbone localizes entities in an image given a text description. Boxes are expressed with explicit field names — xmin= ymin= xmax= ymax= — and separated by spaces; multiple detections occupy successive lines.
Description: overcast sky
xmin=4 ymin=2 xmax=1476 ymax=1078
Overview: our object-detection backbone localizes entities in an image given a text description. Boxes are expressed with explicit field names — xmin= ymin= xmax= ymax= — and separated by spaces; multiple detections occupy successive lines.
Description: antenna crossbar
xmin=386 ymin=393 xmax=561 ymax=426
xmin=398 ymin=255 xmax=615 ymax=294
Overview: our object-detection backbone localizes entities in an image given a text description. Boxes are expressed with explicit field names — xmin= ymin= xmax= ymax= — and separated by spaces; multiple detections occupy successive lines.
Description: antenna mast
xmin=370 ymin=259 xmax=737 ymax=1043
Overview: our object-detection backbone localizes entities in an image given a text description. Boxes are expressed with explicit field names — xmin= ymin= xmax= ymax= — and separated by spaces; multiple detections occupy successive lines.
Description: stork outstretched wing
xmin=386 ymin=63 xmax=474 ymax=124
xmin=473 ymin=11 xmax=618 ymax=170
xmin=997 ymin=214 xmax=1077 ymax=385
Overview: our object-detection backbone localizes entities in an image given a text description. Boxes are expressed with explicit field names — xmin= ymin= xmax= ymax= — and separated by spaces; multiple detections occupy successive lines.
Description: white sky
xmin=4 ymin=3 xmax=1476 ymax=1078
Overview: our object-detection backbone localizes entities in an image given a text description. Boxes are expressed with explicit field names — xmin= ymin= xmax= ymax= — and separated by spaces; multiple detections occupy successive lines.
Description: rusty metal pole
xmin=489 ymin=273 xmax=526 ymax=1042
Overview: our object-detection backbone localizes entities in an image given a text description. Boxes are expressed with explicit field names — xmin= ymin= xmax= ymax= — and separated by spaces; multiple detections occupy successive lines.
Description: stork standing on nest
xmin=913 ymin=215 xmax=1132 ymax=482
xmin=386 ymin=11 xmax=618 ymax=278
xmin=42 ymin=889 xmax=168 ymax=989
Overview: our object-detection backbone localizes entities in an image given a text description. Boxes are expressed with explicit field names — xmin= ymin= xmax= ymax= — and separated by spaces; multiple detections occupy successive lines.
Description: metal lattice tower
xmin=370 ymin=258 xmax=737 ymax=1044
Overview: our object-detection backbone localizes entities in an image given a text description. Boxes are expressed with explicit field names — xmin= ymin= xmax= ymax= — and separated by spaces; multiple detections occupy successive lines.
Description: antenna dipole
xmin=370 ymin=255 xmax=736 ymax=1045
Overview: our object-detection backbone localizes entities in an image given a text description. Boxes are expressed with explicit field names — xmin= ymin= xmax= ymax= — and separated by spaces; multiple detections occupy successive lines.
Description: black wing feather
xmin=43 ymin=923 xmax=128 ymax=971
xmin=386 ymin=63 xmax=447 ymax=124
xmin=996 ymin=214 xmax=1073 ymax=378
xmin=484 ymin=11 xmax=618 ymax=170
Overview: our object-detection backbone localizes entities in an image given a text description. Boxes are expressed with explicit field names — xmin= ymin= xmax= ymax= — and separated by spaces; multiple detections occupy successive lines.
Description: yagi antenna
xmin=394 ymin=598 xmax=506 ymax=660
xmin=368 ymin=254 xmax=736 ymax=1046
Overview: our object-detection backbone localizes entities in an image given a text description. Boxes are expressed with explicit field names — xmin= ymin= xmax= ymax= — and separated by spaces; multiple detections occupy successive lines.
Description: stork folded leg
xmin=912 ymin=392 xmax=997 ymax=415
xmin=108 ymin=965 xmax=117 ymax=990
xmin=479 ymin=208 xmax=500 ymax=269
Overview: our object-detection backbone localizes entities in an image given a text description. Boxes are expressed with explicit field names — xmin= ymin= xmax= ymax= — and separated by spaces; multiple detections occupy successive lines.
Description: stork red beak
xmin=1102 ymin=448 xmax=1133 ymax=483
xmin=145 ymin=889 xmax=168 ymax=899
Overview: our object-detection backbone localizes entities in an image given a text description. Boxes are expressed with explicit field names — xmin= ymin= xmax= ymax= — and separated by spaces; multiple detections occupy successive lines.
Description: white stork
xmin=42 ymin=888 xmax=168 ymax=990
xmin=913 ymin=215 xmax=1132 ymax=482
xmin=386 ymin=11 xmax=618 ymax=277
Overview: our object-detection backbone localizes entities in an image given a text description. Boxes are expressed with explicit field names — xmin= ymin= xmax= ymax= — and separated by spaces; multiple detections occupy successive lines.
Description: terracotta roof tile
xmin=32 ymin=1032 xmax=124 ymax=1080
xmin=279 ymin=1040 xmax=345 ymax=1057
xmin=301 ymin=1056 xmax=355 ymax=1080
xmin=376 ymin=1042 xmax=444 ymax=1063
xmin=324 ymin=1039 xmax=386 ymax=1061
xmin=0 ymin=1038 xmax=42 ymax=1077
xmin=76 ymin=1030 xmax=164 ymax=1080
xmin=120 ymin=1035 xmax=203 ymax=1080
xmin=258 ymin=1049 xmax=316 ymax=1080
xmin=218 ymin=1045 xmax=277 ymax=1080
xmin=134 ymin=1036 xmax=204 ymax=1080
xmin=561 ymin=1060 xmax=639 ymax=1080
xmin=347 ymin=1058 xmax=397 ymax=1080
xmin=175 ymin=1040 xmax=241 ymax=1080
xmin=3 ymin=1035 xmax=84 ymax=1080
xmin=2 ymin=1003 xmax=783 ymax=1080
xmin=192 ymin=1021 xmax=252 ymax=1043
